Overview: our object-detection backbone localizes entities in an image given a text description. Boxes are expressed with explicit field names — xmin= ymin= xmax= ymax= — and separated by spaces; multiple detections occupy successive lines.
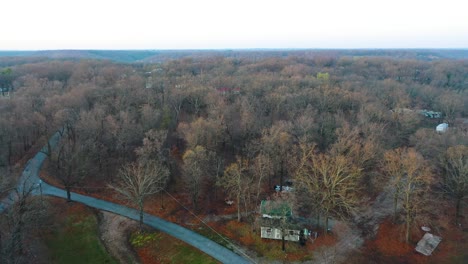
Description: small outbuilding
xmin=436 ymin=123 xmax=449 ymax=133
xmin=0 ymin=87 xmax=10 ymax=98
xmin=415 ymin=233 xmax=442 ymax=256
xmin=419 ymin=110 xmax=442 ymax=119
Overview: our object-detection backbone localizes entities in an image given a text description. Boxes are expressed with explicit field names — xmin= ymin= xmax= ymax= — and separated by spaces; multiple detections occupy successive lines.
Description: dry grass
xmin=131 ymin=230 xmax=220 ymax=264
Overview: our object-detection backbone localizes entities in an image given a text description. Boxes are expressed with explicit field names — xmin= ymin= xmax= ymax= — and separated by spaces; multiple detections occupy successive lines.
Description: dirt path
xmin=99 ymin=211 xmax=140 ymax=264
xmin=311 ymin=187 xmax=395 ymax=263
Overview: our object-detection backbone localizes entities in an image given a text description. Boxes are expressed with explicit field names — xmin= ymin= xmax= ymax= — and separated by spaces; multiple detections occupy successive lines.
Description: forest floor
xmin=309 ymin=186 xmax=396 ymax=263
xmin=347 ymin=195 xmax=468 ymax=264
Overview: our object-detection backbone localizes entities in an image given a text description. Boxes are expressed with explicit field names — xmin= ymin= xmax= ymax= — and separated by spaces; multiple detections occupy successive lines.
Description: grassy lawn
xmin=44 ymin=202 xmax=117 ymax=264
xmin=131 ymin=231 xmax=220 ymax=264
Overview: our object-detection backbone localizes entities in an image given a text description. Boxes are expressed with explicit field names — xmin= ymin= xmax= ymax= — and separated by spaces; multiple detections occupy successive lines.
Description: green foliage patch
xmin=45 ymin=212 xmax=117 ymax=264
xmin=171 ymin=244 xmax=219 ymax=264
xmin=130 ymin=230 xmax=219 ymax=264
xmin=130 ymin=231 xmax=160 ymax=247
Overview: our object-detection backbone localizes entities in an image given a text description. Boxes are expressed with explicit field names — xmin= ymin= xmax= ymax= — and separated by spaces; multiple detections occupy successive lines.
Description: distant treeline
xmin=1 ymin=49 xmax=468 ymax=63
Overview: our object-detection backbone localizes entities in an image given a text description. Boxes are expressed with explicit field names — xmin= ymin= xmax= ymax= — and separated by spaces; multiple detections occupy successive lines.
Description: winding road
xmin=1 ymin=131 xmax=251 ymax=264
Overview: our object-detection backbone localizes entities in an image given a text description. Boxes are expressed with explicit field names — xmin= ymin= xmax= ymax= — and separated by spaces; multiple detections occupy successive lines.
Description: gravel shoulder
xmin=99 ymin=211 xmax=140 ymax=264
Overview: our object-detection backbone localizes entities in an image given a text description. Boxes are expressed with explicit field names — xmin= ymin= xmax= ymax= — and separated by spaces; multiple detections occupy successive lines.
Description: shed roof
xmin=415 ymin=233 xmax=442 ymax=256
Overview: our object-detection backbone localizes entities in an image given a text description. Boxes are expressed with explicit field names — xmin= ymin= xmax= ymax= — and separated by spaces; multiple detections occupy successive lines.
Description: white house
xmin=260 ymin=227 xmax=300 ymax=242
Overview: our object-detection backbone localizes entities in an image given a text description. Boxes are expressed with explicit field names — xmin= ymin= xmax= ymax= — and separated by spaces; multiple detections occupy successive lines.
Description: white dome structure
xmin=436 ymin=123 xmax=448 ymax=133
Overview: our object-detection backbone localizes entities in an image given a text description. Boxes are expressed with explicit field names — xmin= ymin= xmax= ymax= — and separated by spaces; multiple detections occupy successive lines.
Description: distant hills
xmin=0 ymin=49 xmax=467 ymax=63
xmin=0 ymin=50 xmax=159 ymax=63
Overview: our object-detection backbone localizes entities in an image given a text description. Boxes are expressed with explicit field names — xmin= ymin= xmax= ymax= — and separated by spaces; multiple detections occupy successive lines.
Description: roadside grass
xmin=131 ymin=230 xmax=220 ymax=264
xmin=44 ymin=201 xmax=117 ymax=264
xmin=195 ymin=225 xmax=234 ymax=249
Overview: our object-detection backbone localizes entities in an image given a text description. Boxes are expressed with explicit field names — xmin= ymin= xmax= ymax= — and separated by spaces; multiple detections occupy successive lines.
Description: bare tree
xmin=49 ymin=136 xmax=89 ymax=202
xmin=1 ymin=171 xmax=46 ymax=264
xmin=177 ymin=117 xmax=224 ymax=151
xmin=400 ymin=149 xmax=432 ymax=243
xmin=218 ymin=157 xmax=251 ymax=222
xmin=261 ymin=121 xmax=293 ymax=190
xmin=181 ymin=146 xmax=213 ymax=211
xmin=382 ymin=148 xmax=407 ymax=222
xmin=294 ymin=142 xmax=362 ymax=233
xmin=330 ymin=122 xmax=380 ymax=172
xmin=110 ymin=160 xmax=169 ymax=230
xmin=437 ymin=91 xmax=463 ymax=125
xmin=135 ymin=129 xmax=168 ymax=163
xmin=384 ymin=148 xmax=432 ymax=243
xmin=251 ymin=153 xmax=272 ymax=212
xmin=440 ymin=145 xmax=468 ymax=223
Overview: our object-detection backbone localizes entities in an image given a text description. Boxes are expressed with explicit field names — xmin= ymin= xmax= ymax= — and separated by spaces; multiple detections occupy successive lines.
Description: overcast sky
xmin=1 ymin=0 xmax=467 ymax=50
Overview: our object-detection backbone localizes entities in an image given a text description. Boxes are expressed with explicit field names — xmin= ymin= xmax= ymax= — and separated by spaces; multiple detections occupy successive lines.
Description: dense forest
xmin=0 ymin=53 xmax=467 ymax=263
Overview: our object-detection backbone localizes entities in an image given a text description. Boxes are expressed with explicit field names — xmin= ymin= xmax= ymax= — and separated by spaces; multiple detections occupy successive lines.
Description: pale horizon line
xmin=1 ymin=47 xmax=467 ymax=52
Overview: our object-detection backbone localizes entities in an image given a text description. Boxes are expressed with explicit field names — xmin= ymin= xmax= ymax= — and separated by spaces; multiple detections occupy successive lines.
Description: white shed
xmin=415 ymin=233 xmax=442 ymax=256
xmin=436 ymin=123 xmax=449 ymax=133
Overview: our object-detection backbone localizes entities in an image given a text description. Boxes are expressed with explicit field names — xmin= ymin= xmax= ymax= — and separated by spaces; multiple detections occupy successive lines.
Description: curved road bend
xmin=1 ymin=131 xmax=251 ymax=264
xmin=0 ymin=131 xmax=62 ymax=212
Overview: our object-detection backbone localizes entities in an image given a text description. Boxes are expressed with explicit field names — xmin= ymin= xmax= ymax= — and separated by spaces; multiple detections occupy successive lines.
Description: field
xmin=130 ymin=231 xmax=220 ymax=264
xmin=42 ymin=199 xmax=117 ymax=264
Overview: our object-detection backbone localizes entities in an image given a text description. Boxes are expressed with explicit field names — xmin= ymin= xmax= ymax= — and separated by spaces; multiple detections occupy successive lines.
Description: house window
xmin=266 ymin=228 xmax=272 ymax=234
xmin=289 ymin=230 xmax=294 ymax=235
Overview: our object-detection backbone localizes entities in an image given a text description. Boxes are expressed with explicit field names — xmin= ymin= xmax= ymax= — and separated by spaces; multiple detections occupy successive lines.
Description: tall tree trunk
xmin=282 ymin=231 xmax=286 ymax=251
xmin=8 ymin=140 xmax=12 ymax=166
xmin=405 ymin=184 xmax=412 ymax=243
xmin=139 ymin=201 xmax=144 ymax=231
xmin=237 ymin=193 xmax=241 ymax=222
xmin=325 ymin=216 xmax=329 ymax=234
xmin=192 ymin=195 xmax=198 ymax=212
xmin=393 ymin=191 xmax=399 ymax=222
xmin=160 ymin=192 xmax=165 ymax=209
xmin=23 ymin=135 xmax=27 ymax=151
xmin=98 ymin=154 xmax=102 ymax=172
xmin=405 ymin=212 xmax=411 ymax=243
xmin=66 ymin=187 xmax=71 ymax=202
xmin=456 ymin=197 xmax=461 ymax=223
xmin=280 ymin=161 xmax=284 ymax=192
xmin=47 ymin=140 xmax=52 ymax=158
